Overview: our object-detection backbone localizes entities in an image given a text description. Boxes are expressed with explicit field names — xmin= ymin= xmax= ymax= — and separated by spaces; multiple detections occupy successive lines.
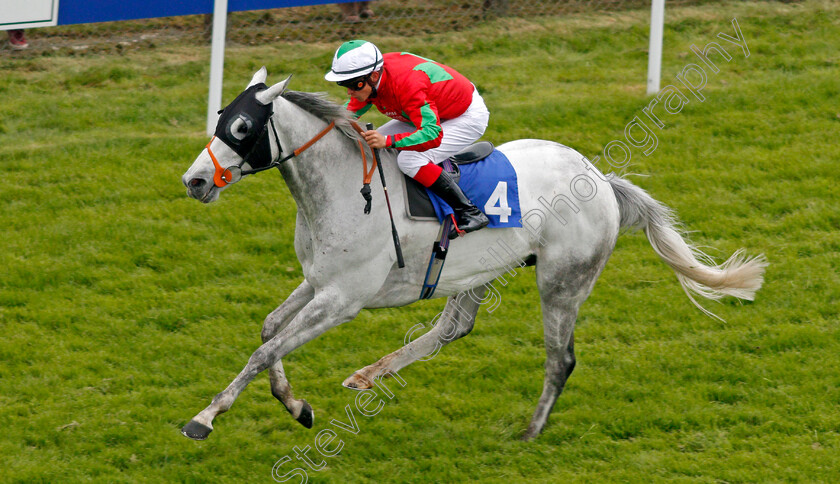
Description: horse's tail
xmin=608 ymin=175 xmax=768 ymax=319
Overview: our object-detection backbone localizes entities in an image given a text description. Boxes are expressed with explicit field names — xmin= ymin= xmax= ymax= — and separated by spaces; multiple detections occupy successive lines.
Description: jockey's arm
xmin=385 ymin=93 xmax=443 ymax=152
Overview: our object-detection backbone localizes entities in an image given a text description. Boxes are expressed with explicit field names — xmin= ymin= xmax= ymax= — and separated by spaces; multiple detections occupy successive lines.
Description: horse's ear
xmin=256 ymin=75 xmax=292 ymax=105
xmin=247 ymin=67 xmax=268 ymax=89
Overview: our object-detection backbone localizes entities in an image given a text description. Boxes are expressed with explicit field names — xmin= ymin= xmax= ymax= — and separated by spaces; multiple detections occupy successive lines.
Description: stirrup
xmin=449 ymin=211 xmax=488 ymax=239
xmin=449 ymin=215 xmax=467 ymax=239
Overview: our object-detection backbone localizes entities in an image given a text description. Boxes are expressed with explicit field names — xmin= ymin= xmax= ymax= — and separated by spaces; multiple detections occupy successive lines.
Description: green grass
xmin=1 ymin=1 xmax=838 ymax=482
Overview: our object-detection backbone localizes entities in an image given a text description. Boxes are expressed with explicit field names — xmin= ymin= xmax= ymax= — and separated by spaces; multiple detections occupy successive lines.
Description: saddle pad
xmin=403 ymin=149 xmax=522 ymax=228
xmin=403 ymin=175 xmax=439 ymax=220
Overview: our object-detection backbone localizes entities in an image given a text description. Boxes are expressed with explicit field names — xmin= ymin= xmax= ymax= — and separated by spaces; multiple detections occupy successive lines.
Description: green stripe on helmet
xmin=336 ymin=40 xmax=368 ymax=59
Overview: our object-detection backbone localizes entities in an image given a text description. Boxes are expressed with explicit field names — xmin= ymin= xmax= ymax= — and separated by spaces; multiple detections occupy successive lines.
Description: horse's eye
xmin=230 ymin=116 xmax=252 ymax=142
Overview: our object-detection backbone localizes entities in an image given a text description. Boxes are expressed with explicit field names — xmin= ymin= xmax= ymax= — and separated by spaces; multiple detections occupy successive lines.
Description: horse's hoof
xmin=181 ymin=420 xmax=213 ymax=441
xmin=342 ymin=372 xmax=373 ymax=391
xmin=297 ymin=400 xmax=314 ymax=429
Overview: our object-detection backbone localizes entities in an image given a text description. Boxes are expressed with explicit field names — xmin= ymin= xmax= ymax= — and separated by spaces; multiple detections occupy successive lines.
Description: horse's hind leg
xmin=342 ymin=288 xmax=485 ymax=390
xmin=522 ymin=254 xmax=608 ymax=441
xmin=261 ymin=281 xmax=315 ymax=428
xmin=522 ymin=321 xmax=577 ymax=441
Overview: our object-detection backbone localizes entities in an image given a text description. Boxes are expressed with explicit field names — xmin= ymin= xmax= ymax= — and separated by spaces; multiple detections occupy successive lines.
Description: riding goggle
xmin=337 ymin=75 xmax=370 ymax=91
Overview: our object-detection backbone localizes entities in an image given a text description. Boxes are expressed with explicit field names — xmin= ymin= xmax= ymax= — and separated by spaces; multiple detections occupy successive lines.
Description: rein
xmin=350 ymin=121 xmax=377 ymax=186
xmin=347 ymin=121 xmax=378 ymax=213
xmin=207 ymin=115 xmax=379 ymax=216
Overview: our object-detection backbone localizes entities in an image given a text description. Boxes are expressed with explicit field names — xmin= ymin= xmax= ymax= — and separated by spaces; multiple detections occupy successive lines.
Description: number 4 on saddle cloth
xmin=403 ymin=142 xmax=523 ymax=227
xmin=401 ymin=141 xmax=523 ymax=299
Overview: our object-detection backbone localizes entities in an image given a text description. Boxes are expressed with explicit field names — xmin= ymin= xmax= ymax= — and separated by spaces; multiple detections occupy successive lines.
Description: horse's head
xmin=183 ymin=67 xmax=290 ymax=203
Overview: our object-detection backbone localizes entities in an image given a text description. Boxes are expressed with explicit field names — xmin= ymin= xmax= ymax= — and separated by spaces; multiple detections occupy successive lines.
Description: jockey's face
xmin=347 ymin=71 xmax=380 ymax=103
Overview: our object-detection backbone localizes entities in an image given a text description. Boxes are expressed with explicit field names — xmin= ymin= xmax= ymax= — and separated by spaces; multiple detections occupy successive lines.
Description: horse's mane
xmin=281 ymin=90 xmax=361 ymax=140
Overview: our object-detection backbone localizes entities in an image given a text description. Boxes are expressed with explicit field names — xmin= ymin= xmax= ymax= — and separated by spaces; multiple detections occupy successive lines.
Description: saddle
xmin=403 ymin=141 xmax=495 ymax=220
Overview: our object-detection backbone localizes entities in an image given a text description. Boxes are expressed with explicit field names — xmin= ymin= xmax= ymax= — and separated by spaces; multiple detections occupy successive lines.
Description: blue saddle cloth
xmin=428 ymin=149 xmax=522 ymax=228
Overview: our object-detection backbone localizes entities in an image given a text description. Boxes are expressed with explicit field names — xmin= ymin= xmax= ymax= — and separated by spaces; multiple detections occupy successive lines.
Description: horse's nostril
xmin=189 ymin=178 xmax=204 ymax=188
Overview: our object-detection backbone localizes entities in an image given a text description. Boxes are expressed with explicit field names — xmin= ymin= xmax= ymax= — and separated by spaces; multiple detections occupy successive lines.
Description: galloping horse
xmin=180 ymin=68 xmax=767 ymax=441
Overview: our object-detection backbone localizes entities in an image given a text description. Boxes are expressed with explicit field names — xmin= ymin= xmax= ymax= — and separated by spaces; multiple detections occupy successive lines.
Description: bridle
xmin=201 ymin=81 xmax=398 ymax=263
xmin=207 ymin=117 xmax=337 ymax=188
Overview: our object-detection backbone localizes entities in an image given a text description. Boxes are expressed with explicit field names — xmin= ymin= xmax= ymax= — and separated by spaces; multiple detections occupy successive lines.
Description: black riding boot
xmin=429 ymin=171 xmax=490 ymax=238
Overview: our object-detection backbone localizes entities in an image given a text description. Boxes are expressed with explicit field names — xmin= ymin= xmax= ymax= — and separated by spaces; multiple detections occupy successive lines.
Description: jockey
xmin=325 ymin=40 xmax=490 ymax=236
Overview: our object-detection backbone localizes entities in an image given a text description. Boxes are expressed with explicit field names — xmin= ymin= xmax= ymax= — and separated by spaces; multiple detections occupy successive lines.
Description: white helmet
xmin=325 ymin=40 xmax=384 ymax=82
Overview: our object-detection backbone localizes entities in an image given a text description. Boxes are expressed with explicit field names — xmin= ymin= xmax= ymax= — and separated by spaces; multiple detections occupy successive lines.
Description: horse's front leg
xmin=343 ymin=288 xmax=485 ymax=390
xmin=261 ymin=280 xmax=316 ymax=429
xmin=181 ymin=286 xmax=368 ymax=440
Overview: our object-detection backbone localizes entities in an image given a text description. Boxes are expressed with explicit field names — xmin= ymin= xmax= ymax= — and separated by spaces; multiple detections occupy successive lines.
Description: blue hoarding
xmin=57 ymin=0 xmax=352 ymax=25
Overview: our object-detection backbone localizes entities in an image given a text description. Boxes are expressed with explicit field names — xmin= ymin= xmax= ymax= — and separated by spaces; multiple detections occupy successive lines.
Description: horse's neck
xmin=273 ymin=102 xmax=361 ymax=215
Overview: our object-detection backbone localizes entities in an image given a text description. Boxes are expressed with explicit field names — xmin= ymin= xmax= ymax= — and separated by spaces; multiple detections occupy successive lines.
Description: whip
xmin=367 ymin=122 xmax=405 ymax=269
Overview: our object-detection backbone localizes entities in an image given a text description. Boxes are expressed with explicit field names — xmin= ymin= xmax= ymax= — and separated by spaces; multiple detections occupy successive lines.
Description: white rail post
xmin=206 ymin=0 xmax=229 ymax=135
xmin=647 ymin=0 xmax=665 ymax=95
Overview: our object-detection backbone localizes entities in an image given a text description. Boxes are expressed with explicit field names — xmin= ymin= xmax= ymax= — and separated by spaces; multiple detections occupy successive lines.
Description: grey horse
xmin=180 ymin=68 xmax=767 ymax=441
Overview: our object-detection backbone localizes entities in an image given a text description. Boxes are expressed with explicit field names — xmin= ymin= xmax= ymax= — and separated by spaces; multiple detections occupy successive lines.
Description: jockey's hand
xmin=362 ymin=129 xmax=387 ymax=149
